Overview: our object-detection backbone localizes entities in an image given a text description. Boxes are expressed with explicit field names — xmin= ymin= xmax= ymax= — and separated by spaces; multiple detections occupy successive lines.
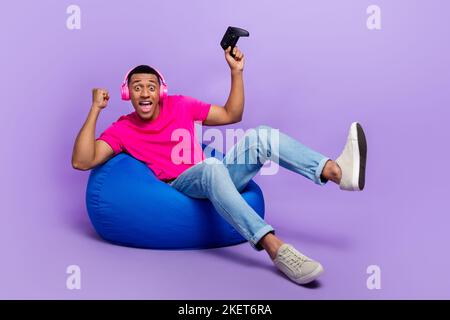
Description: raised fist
xmin=92 ymin=88 xmax=110 ymax=109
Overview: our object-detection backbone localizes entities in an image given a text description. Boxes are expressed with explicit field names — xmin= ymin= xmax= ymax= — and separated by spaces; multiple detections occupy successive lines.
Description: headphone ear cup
xmin=159 ymin=84 xmax=168 ymax=106
xmin=121 ymin=83 xmax=130 ymax=100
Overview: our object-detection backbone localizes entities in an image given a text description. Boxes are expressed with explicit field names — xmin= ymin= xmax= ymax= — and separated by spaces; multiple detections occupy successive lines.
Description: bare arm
xmin=71 ymin=89 xmax=114 ymax=171
xmin=203 ymin=46 xmax=245 ymax=126
xmin=224 ymin=69 xmax=244 ymax=121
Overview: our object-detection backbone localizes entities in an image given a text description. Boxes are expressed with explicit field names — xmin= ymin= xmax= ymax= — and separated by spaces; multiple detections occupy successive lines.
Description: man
xmin=72 ymin=46 xmax=367 ymax=285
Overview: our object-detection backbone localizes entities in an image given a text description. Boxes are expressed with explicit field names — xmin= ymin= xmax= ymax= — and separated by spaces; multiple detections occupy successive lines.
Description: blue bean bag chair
xmin=85 ymin=146 xmax=265 ymax=250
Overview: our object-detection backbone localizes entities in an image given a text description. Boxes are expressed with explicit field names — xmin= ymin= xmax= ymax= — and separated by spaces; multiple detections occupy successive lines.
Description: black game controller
xmin=220 ymin=26 xmax=250 ymax=58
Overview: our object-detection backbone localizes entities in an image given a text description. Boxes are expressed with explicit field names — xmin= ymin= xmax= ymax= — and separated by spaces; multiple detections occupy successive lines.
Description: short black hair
xmin=127 ymin=65 xmax=161 ymax=86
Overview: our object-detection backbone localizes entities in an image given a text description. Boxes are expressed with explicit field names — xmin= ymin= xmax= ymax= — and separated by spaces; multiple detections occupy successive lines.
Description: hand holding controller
xmin=220 ymin=26 xmax=249 ymax=58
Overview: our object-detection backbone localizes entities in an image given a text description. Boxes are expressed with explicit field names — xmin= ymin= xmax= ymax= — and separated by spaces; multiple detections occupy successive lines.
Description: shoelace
xmin=281 ymin=247 xmax=309 ymax=270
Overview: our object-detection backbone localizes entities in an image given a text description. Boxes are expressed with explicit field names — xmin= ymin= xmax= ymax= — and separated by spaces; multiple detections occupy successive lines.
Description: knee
xmin=202 ymin=157 xmax=228 ymax=179
xmin=203 ymin=157 xmax=223 ymax=166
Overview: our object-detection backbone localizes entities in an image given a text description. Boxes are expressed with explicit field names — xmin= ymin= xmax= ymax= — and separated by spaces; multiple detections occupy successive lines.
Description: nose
xmin=140 ymin=87 xmax=151 ymax=98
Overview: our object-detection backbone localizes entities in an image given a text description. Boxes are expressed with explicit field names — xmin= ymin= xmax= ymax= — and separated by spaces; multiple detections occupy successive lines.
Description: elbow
xmin=227 ymin=112 xmax=243 ymax=124
xmin=231 ymin=114 xmax=243 ymax=124
xmin=72 ymin=160 xmax=91 ymax=171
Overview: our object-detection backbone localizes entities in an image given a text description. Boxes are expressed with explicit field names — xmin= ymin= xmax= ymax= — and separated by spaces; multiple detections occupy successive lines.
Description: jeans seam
xmin=201 ymin=172 xmax=253 ymax=241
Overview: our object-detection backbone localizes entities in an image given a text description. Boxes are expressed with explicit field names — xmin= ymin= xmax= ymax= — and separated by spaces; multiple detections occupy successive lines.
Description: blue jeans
xmin=169 ymin=125 xmax=330 ymax=251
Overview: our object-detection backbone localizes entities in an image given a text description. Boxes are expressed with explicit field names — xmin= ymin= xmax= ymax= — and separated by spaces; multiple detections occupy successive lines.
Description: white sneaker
xmin=335 ymin=122 xmax=367 ymax=191
xmin=273 ymin=244 xmax=324 ymax=285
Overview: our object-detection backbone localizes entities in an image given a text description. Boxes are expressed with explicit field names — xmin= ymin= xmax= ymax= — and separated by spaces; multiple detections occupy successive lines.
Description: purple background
xmin=1 ymin=0 xmax=449 ymax=299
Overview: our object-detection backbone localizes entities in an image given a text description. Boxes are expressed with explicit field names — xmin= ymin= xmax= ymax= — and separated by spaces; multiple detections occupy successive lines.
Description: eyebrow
xmin=131 ymin=80 xmax=158 ymax=85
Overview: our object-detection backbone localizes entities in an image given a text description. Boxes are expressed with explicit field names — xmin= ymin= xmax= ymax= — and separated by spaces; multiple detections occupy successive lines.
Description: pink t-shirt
xmin=96 ymin=95 xmax=212 ymax=182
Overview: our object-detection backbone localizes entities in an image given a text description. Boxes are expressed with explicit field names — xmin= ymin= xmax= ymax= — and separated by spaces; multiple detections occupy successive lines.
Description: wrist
xmin=231 ymin=69 xmax=243 ymax=76
xmin=91 ymin=104 xmax=103 ymax=112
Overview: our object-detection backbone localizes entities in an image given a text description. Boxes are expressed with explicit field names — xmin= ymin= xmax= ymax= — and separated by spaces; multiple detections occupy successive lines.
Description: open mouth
xmin=139 ymin=101 xmax=153 ymax=113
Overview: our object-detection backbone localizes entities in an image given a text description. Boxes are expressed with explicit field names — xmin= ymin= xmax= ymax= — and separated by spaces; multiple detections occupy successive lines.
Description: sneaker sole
xmin=356 ymin=123 xmax=367 ymax=191
xmin=295 ymin=264 xmax=324 ymax=285
xmin=349 ymin=122 xmax=367 ymax=191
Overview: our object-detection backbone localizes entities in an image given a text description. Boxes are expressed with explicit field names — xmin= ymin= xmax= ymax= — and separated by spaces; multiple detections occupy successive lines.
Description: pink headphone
xmin=120 ymin=66 xmax=168 ymax=106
